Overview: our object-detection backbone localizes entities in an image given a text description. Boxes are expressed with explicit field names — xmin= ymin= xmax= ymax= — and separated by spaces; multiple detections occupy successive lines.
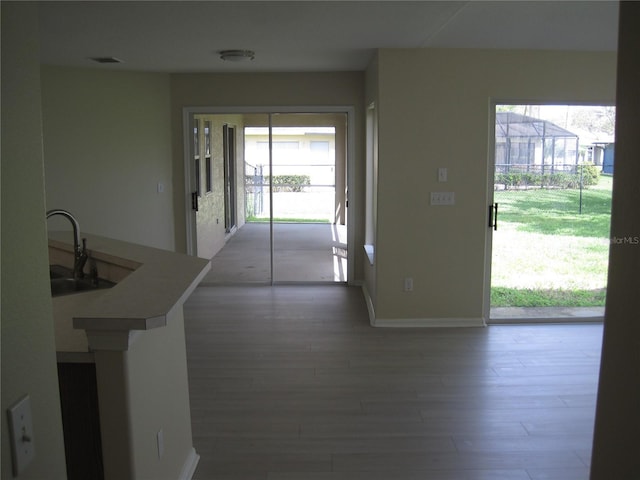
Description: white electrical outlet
xmin=430 ymin=192 xmax=455 ymax=206
xmin=8 ymin=395 xmax=35 ymax=476
xmin=404 ymin=277 xmax=413 ymax=292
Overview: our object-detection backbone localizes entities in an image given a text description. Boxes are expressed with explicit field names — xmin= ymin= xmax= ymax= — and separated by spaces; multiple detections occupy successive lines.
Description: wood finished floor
xmin=184 ymin=286 xmax=602 ymax=480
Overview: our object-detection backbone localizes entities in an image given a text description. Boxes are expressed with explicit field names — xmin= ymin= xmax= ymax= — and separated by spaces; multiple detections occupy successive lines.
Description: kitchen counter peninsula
xmin=49 ymin=232 xmax=209 ymax=480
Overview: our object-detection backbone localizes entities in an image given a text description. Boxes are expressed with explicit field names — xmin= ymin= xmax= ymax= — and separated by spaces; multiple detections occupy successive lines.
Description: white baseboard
xmin=372 ymin=317 xmax=487 ymax=328
xmin=179 ymin=448 xmax=200 ymax=480
xmin=360 ymin=286 xmax=486 ymax=328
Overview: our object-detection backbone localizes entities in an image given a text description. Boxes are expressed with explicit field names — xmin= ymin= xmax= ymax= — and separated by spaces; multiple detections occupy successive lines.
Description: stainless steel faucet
xmin=46 ymin=209 xmax=88 ymax=279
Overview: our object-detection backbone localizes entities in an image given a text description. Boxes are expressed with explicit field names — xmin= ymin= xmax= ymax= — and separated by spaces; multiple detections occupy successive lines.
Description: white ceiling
xmin=37 ymin=1 xmax=620 ymax=73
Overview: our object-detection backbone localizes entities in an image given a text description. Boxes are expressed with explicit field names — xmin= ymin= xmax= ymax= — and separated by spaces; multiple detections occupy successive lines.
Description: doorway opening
xmin=184 ymin=108 xmax=353 ymax=285
xmin=487 ymin=104 xmax=614 ymax=323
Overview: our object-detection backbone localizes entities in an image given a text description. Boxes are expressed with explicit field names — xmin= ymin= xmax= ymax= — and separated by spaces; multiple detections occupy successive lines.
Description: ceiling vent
xmin=90 ymin=57 xmax=123 ymax=64
xmin=219 ymin=50 xmax=255 ymax=62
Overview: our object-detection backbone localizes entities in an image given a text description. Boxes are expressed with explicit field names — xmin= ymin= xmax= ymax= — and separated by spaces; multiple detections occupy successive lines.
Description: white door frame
xmin=483 ymin=99 xmax=499 ymax=323
xmin=182 ymin=105 xmax=356 ymax=285
xmin=483 ymin=100 xmax=614 ymax=324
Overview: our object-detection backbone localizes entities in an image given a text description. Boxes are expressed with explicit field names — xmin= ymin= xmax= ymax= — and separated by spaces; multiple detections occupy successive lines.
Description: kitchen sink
xmin=50 ymin=265 xmax=115 ymax=297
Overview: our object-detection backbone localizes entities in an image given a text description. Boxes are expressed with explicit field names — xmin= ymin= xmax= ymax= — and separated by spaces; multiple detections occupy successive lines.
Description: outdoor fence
xmin=495 ymin=162 xmax=603 ymax=215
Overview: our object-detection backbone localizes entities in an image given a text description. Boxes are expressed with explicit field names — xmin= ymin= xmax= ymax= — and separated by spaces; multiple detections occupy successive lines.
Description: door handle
xmin=488 ymin=203 xmax=498 ymax=230
xmin=191 ymin=191 xmax=199 ymax=212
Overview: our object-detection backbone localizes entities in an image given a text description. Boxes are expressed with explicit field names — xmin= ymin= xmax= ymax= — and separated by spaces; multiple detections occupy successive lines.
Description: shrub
xmin=579 ymin=162 xmax=600 ymax=186
xmin=266 ymin=175 xmax=311 ymax=192
xmin=549 ymin=172 xmax=578 ymax=189
xmin=496 ymin=173 xmax=523 ymax=189
xmin=496 ymin=163 xmax=599 ymax=190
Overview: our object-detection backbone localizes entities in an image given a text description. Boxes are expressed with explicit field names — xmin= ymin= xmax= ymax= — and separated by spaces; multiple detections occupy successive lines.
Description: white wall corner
xmin=178 ymin=448 xmax=200 ymax=480
xmin=361 ymin=285 xmax=376 ymax=326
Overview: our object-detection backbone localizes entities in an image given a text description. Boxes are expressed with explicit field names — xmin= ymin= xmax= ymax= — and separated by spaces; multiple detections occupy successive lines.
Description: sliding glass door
xmin=269 ymin=113 xmax=346 ymax=282
xmin=187 ymin=109 xmax=352 ymax=285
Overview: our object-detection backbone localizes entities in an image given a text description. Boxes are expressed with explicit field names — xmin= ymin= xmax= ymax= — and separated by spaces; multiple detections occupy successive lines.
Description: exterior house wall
xmin=193 ymin=114 xmax=245 ymax=259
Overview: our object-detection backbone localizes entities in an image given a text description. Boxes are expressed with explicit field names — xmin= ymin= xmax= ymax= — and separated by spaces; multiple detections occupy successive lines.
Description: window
xmin=194 ymin=119 xmax=200 ymax=196
xmin=205 ymin=121 xmax=212 ymax=193
xmin=310 ymin=141 xmax=329 ymax=152
xmin=365 ymin=103 xmax=377 ymax=264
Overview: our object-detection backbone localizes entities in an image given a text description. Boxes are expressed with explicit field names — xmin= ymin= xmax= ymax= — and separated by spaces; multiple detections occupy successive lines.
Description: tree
xmin=571 ymin=106 xmax=616 ymax=136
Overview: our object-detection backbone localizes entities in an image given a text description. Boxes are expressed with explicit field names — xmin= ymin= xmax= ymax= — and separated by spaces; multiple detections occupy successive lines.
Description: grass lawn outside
xmin=491 ymin=175 xmax=612 ymax=307
xmin=246 ymin=216 xmax=330 ymax=223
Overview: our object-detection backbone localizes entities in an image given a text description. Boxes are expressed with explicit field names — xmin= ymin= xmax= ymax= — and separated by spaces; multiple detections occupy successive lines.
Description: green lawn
xmin=491 ymin=175 xmax=612 ymax=307
xmin=247 ymin=216 xmax=330 ymax=223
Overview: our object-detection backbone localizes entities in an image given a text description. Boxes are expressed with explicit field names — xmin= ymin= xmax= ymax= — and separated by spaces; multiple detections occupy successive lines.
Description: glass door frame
xmin=182 ymin=105 xmax=356 ymax=285
xmin=483 ymin=99 xmax=614 ymax=324
xmin=223 ymin=124 xmax=237 ymax=233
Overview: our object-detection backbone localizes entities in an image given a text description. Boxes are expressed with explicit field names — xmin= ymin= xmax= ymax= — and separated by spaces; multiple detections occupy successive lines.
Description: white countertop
xmin=50 ymin=232 xmax=210 ymax=354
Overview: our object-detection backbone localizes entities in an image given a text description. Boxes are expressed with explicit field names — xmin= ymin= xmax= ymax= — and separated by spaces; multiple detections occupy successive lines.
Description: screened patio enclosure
xmin=244 ymin=126 xmax=338 ymax=223
xmin=495 ymin=111 xmax=580 ymax=175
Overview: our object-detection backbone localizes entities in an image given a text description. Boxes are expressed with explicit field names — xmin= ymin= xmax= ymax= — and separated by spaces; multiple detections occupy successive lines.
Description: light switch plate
xmin=7 ymin=395 xmax=35 ymax=476
xmin=438 ymin=167 xmax=448 ymax=182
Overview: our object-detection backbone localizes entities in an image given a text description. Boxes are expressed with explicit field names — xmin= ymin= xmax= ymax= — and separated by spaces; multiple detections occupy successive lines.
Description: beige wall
xmin=371 ymin=48 xmax=617 ymax=323
xmin=591 ymin=2 xmax=640 ymax=477
xmin=363 ymin=54 xmax=379 ymax=309
xmin=170 ymin=72 xmax=365 ymax=280
xmin=1 ymin=3 xmax=68 ymax=479
xmin=93 ymin=308 xmax=195 ymax=480
xmin=41 ymin=66 xmax=175 ymax=251
xmin=1 ymin=2 xmax=637 ymax=478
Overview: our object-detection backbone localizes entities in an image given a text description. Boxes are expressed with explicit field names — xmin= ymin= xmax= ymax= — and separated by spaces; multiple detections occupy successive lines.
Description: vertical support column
xmin=268 ymin=113 xmax=274 ymax=285
xmin=93 ymin=349 xmax=135 ymax=480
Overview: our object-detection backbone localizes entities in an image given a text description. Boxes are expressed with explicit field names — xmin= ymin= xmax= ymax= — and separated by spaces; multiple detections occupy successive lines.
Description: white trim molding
xmin=372 ymin=317 xmax=487 ymax=328
xmin=361 ymin=285 xmax=486 ymax=328
xmin=179 ymin=448 xmax=200 ymax=480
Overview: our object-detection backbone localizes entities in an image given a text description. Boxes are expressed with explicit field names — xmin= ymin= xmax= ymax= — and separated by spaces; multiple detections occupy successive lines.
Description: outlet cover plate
xmin=430 ymin=191 xmax=455 ymax=206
